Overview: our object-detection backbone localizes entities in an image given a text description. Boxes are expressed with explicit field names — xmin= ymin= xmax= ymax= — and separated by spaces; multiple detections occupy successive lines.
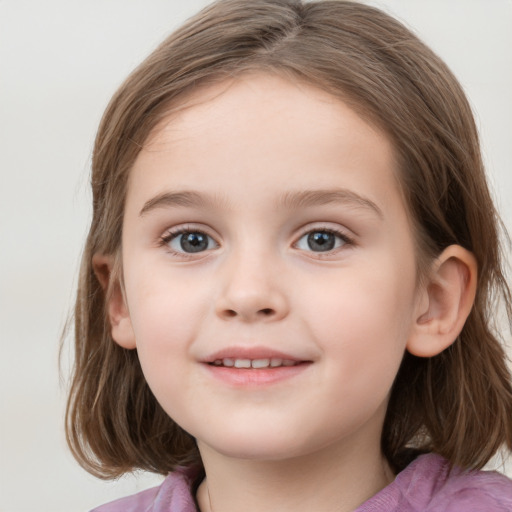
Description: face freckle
xmin=117 ymin=73 xmax=422 ymax=464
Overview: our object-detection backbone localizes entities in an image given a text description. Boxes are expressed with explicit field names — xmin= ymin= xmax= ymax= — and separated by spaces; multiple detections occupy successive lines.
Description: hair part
xmin=65 ymin=0 xmax=512 ymax=478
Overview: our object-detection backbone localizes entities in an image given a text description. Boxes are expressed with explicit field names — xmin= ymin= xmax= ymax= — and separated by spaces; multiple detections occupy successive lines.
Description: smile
xmin=202 ymin=347 xmax=313 ymax=386
xmin=210 ymin=358 xmax=300 ymax=369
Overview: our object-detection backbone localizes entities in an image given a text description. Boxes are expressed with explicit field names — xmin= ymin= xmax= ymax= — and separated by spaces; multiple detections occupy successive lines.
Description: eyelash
xmin=294 ymin=227 xmax=354 ymax=255
xmin=159 ymin=226 xmax=218 ymax=259
xmin=158 ymin=225 xmax=355 ymax=258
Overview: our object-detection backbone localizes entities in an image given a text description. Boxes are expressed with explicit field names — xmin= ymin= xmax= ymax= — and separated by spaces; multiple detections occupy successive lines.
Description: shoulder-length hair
xmin=65 ymin=0 xmax=512 ymax=478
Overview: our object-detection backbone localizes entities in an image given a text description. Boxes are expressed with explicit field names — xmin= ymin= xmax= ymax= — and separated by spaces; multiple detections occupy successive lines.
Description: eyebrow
xmin=279 ymin=189 xmax=383 ymax=219
xmin=139 ymin=191 xmax=221 ymax=216
xmin=139 ymin=188 xmax=383 ymax=219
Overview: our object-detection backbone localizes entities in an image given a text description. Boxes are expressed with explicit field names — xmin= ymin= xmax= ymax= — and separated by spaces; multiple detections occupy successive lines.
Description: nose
xmin=215 ymin=251 xmax=289 ymax=323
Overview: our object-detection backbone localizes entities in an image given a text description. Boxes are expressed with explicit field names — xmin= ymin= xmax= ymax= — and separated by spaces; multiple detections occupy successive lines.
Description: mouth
xmin=209 ymin=358 xmax=302 ymax=369
xmin=201 ymin=348 xmax=312 ymax=385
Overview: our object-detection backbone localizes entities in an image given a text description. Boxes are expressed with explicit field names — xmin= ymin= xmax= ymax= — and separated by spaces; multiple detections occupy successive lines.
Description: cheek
xmin=127 ymin=286 xmax=198 ymax=423
xmin=124 ymin=272 xmax=209 ymax=384
xmin=301 ymin=258 xmax=416 ymax=390
xmin=307 ymin=259 xmax=414 ymax=333
xmin=127 ymin=264 xmax=209 ymax=338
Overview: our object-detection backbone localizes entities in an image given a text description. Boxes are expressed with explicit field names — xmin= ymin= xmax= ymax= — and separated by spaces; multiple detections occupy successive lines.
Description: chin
xmin=196 ymin=427 xmax=321 ymax=462
xmin=209 ymin=444 xmax=303 ymax=462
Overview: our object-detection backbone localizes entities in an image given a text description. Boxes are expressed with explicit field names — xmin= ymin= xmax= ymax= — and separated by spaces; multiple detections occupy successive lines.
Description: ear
xmin=92 ymin=253 xmax=136 ymax=350
xmin=407 ymin=245 xmax=477 ymax=357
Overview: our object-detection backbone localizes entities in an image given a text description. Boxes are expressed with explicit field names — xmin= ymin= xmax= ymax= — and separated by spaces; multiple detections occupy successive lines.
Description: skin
xmin=99 ymin=73 xmax=477 ymax=512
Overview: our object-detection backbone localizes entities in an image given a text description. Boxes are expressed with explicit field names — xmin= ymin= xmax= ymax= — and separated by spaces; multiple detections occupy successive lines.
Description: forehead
xmin=128 ymin=73 xmax=402 ymax=215
xmin=145 ymin=73 xmax=389 ymax=152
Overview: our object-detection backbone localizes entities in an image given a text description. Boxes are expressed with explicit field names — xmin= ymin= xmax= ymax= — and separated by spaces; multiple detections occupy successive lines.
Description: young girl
xmin=66 ymin=0 xmax=512 ymax=510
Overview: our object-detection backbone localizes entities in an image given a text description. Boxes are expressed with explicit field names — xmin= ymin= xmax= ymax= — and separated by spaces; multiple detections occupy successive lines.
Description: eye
xmin=162 ymin=230 xmax=218 ymax=254
xmin=295 ymin=229 xmax=350 ymax=252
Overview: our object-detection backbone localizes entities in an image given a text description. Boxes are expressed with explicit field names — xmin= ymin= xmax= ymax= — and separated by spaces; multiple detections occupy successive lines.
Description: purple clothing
xmin=91 ymin=453 xmax=512 ymax=511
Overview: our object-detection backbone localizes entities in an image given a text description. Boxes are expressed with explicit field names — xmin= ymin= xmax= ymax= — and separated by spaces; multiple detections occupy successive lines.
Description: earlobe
xmin=407 ymin=245 xmax=477 ymax=358
xmin=92 ymin=253 xmax=137 ymax=350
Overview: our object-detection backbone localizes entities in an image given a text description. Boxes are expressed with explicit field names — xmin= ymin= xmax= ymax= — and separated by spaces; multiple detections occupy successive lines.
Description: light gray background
xmin=1 ymin=1 xmax=511 ymax=511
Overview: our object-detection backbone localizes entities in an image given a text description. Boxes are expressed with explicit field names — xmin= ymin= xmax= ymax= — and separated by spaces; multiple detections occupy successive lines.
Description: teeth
xmin=251 ymin=358 xmax=270 ymax=369
xmin=213 ymin=357 xmax=298 ymax=368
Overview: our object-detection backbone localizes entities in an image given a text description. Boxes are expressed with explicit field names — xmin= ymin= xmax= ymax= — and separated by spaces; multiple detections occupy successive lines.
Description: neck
xmin=196 ymin=438 xmax=394 ymax=512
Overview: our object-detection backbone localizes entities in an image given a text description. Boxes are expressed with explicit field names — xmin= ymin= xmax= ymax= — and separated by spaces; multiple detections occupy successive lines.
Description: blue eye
xmin=165 ymin=231 xmax=217 ymax=253
xmin=296 ymin=230 xmax=349 ymax=252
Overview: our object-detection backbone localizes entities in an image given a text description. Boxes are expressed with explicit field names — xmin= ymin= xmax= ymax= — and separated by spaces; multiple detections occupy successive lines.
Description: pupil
xmin=307 ymin=231 xmax=335 ymax=251
xmin=180 ymin=232 xmax=208 ymax=253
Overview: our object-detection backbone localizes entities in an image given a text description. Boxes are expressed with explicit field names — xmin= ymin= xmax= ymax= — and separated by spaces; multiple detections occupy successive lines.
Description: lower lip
xmin=203 ymin=362 xmax=312 ymax=386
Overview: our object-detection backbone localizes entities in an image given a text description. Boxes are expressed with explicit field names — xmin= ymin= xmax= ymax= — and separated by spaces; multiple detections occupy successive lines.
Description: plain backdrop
xmin=1 ymin=1 xmax=511 ymax=511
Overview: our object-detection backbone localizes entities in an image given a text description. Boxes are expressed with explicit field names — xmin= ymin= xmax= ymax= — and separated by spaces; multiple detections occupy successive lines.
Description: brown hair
xmin=65 ymin=0 xmax=512 ymax=478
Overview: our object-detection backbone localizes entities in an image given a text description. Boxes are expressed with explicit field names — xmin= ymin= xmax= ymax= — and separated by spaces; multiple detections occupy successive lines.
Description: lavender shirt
xmin=91 ymin=453 xmax=512 ymax=511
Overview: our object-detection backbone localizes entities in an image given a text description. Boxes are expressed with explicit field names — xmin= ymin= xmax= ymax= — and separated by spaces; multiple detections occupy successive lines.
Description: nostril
xmin=259 ymin=308 xmax=274 ymax=316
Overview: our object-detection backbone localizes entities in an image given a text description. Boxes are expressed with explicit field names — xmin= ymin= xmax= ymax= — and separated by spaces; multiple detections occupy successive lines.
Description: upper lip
xmin=201 ymin=346 xmax=310 ymax=364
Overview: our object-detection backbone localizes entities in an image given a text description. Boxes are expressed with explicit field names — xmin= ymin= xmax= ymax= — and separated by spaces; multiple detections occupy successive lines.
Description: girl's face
xmin=118 ymin=74 xmax=424 ymax=463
